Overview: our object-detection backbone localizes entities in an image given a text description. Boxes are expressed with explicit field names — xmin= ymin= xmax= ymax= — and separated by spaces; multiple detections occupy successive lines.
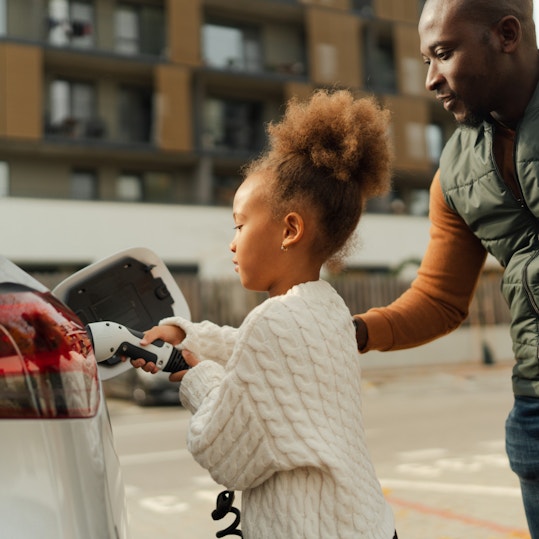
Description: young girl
xmin=136 ymin=89 xmax=396 ymax=538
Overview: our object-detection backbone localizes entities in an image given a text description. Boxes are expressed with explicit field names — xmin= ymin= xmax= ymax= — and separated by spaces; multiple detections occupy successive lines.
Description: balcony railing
xmin=44 ymin=117 xmax=107 ymax=140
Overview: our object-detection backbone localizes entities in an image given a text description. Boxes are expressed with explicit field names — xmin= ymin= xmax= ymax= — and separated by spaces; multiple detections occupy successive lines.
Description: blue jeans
xmin=506 ymin=396 xmax=539 ymax=539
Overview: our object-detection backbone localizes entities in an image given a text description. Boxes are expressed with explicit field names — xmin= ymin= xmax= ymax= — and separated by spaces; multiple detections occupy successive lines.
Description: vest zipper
xmin=512 ymin=126 xmax=527 ymax=208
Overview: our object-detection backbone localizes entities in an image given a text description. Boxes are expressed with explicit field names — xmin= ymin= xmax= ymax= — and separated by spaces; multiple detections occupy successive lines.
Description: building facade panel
xmin=155 ymin=64 xmax=193 ymax=152
xmin=168 ymin=0 xmax=201 ymax=66
xmin=0 ymin=43 xmax=42 ymax=140
xmin=283 ymin=81 xmax=315 ymax=102
xmin=306 ymin=7 xmax=361 ymax=88
xmin=374 ymin=0 xmax=420 ymax=23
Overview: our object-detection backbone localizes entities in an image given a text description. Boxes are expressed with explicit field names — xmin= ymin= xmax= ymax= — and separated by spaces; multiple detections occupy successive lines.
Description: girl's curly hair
xmin=245 ymin=89 xmax=392 ymax=267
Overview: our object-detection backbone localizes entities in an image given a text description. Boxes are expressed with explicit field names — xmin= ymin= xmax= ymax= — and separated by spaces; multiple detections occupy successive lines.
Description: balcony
xmin=2 ymin=0 xmax=166 ymax=59
xmin=44 ymin=116 xmax=106 ymax=139
xmin=200 ymin=97 xmax=265 ymax=156
xmin=44 ymin=78 xmax=154 ymax=148
xmin=202 ymin=19 xmax=307 ymax=79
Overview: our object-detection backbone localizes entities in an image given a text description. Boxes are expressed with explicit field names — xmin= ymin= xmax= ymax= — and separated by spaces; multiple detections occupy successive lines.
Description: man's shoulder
xmin=443 ymin=123 xmax=486 ymax=152
xmin=439 ymin=123 xmax=491 ymax=183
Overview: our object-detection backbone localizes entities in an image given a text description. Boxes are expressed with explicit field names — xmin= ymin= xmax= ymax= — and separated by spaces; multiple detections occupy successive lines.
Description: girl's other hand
xmin=169 ymin=349 xmax=199 ymax=382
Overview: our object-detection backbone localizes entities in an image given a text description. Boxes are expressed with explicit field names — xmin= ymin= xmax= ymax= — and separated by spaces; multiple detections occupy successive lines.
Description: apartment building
xmin=0 ymin=0 xmax=455 ymax=274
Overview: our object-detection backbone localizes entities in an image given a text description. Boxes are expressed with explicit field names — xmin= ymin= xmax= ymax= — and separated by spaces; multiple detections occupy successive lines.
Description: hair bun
xmin=268 ymin=89 xmax=392 ymax=198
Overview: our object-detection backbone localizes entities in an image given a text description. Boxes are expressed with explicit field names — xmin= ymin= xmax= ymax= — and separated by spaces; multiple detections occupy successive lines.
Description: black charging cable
xmin=212 ymin=490 xmax=242 ymax=537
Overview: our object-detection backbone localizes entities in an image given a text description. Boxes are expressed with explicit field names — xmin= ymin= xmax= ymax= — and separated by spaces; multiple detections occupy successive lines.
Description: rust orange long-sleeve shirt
xmin=361 ymin=171 xmax=486 ymax=352
xmin=358 ymin=122 xmax=519 ymax=352
xmin=358 ymin=171 xmax=488 ymax=351
xmin=357 ymin=121 xmax=522 ymax=352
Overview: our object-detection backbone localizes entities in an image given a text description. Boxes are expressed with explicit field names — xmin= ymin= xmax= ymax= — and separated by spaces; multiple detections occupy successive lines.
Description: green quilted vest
xmin=439 ymin=83 xmax=539 ymax=397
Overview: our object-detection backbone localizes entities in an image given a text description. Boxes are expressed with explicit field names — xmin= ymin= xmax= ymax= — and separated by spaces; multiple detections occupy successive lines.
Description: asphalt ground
xmin=362 ymin=360 xmax=529 ymax=539
xmin=109 ymin=359 xmax=530 ymax=539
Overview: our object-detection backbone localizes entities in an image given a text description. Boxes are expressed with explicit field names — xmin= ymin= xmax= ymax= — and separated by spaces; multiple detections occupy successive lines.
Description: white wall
xmin=1 ymin=197 xmax=435 ymax=277
xmin=1 ymin=197 xmax=500 ymax=277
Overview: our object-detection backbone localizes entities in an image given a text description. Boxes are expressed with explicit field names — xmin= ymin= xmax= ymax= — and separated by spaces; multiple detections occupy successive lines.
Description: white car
xmin=0 ymin=257 xmax=128 ymax=539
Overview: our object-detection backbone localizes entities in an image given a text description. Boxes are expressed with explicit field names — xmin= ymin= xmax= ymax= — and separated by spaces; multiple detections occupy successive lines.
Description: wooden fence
xmin=173 ymin=271 xmax=511 ymax=327
xmin=33 ymin=270 xmax=510 ymax=328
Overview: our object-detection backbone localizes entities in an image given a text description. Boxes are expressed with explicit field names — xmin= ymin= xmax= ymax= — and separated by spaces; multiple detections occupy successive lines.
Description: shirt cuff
xmin=179 ymin=360 xmax=224 ymax=414
xmin=358 ymin=310 xmax=395 ymax=352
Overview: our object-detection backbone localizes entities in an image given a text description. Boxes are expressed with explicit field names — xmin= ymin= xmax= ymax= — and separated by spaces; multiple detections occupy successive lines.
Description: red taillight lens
xmin=0 ymin=283 xmax=100 ymax=419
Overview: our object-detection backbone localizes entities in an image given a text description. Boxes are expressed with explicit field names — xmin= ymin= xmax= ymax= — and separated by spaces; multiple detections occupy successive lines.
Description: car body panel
xmin=0 ymin=256 xmax=129 ymax=538
xmin=0 ymin=402 xmax=127 ymax=538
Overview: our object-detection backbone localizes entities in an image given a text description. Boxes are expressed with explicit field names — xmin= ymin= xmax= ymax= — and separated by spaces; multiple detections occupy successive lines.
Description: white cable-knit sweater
xmin=161 ymin=280 xmax=394 ymax=539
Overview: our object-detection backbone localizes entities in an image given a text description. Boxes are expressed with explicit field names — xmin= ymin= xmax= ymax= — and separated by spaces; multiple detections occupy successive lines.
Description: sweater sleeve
xmin=359 ymin=170 xmax=487 ymax=351
xmin=178 ymin=300 xmax=324 ymax=491
xmin=159 ymin=316 xmax=238 ymax=366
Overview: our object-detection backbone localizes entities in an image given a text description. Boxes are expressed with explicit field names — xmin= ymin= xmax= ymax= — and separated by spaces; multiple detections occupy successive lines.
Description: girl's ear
xmin=281 ymin=212 xmax=304 ymax=249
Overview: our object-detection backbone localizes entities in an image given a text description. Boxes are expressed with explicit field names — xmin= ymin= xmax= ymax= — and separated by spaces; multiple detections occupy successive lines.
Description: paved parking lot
xmin=363 ymin=362 xmax=529 ymax=538
xmin=109 ymin=360 xmax=530 ymax=539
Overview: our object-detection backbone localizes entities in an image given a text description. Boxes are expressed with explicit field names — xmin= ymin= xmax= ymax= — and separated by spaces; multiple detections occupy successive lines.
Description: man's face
xmin=419 ymin=0 xmax=499 ymax=127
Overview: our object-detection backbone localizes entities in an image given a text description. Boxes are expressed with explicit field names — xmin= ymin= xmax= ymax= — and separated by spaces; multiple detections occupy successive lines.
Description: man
xmin=353 ymin=0 xmax=539 ymax=536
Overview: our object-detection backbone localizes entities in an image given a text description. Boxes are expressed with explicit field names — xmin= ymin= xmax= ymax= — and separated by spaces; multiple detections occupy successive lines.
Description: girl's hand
xmin=127 ymin=324 xmax=186 ymax=374
xmin=169 ymin=349 xmax=199 ymax=382
xmin=140 ymin=324 xmax=185 ymax=346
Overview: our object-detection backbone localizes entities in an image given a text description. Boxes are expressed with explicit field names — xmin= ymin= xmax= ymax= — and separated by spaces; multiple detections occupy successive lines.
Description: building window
xmin=0 ymin=162 xmax=9 ymax=197
xmin=203 ymin=22 xmax=262 ymax=72
xmin=70 ymin=169 xmax=97 ymax=200
xmin=352 ymin=0 xmax=374 ymax=17
xmin=46 ymin=79 xmax=101 ymax=139
xmin=213 ymin=174 xmax=242 ymax=206
xmin=363 ymin=22 xmax=396 ymax=93
xmin=116 ymin=173 xmax=143 ymax=201
xmin=48 ymin=0 xmax=94 ymax=48
xmin=426 ymin=123 xmax=443 ymax=164
xmin=202 ymin=98 xmax=263 ymax=153
xmin=145 ymin=172 xmax=173 ymax=203
xmin=115 ymin=3 xmax=165 ymax=56
xmin=112 ymin=172 xmax=173 ymax=203
xmin=405 ymin=122 xmax=426 ymax=161
xmin=400 ymin=57 xmax=425 ymax=96
xmin=315 ymin=43 xmax=338 ymax=83
xmin=0 ymin=0 xmax=5 ymax=36
xmin=409 ymin=189 xmax=430 ymax=216
xmin=115 ymin=5 xmax=138 ymax=54
xmin=118 ymin=86 xmax=153 ymax=144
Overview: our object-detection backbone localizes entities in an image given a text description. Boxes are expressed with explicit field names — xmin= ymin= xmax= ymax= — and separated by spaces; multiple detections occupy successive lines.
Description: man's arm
xmin=355 ymin=171 xmax=488 ymax=352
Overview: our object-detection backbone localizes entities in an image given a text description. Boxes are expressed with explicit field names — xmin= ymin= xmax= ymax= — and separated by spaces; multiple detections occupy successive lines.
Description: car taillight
xmin=0 ymin=283 xmax=100 ymax=419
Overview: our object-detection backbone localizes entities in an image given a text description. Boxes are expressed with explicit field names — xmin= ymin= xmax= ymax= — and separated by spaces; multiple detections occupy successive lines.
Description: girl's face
xmin=230 ymin=173 xmax=289 ymax=296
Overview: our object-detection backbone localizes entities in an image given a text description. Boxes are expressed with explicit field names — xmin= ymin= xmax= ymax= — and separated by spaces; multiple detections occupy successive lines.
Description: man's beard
xmin=458 ymin=110 xmax=487 ymax=128
xmin=454 ymin=98 xmax=489 ymax=128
